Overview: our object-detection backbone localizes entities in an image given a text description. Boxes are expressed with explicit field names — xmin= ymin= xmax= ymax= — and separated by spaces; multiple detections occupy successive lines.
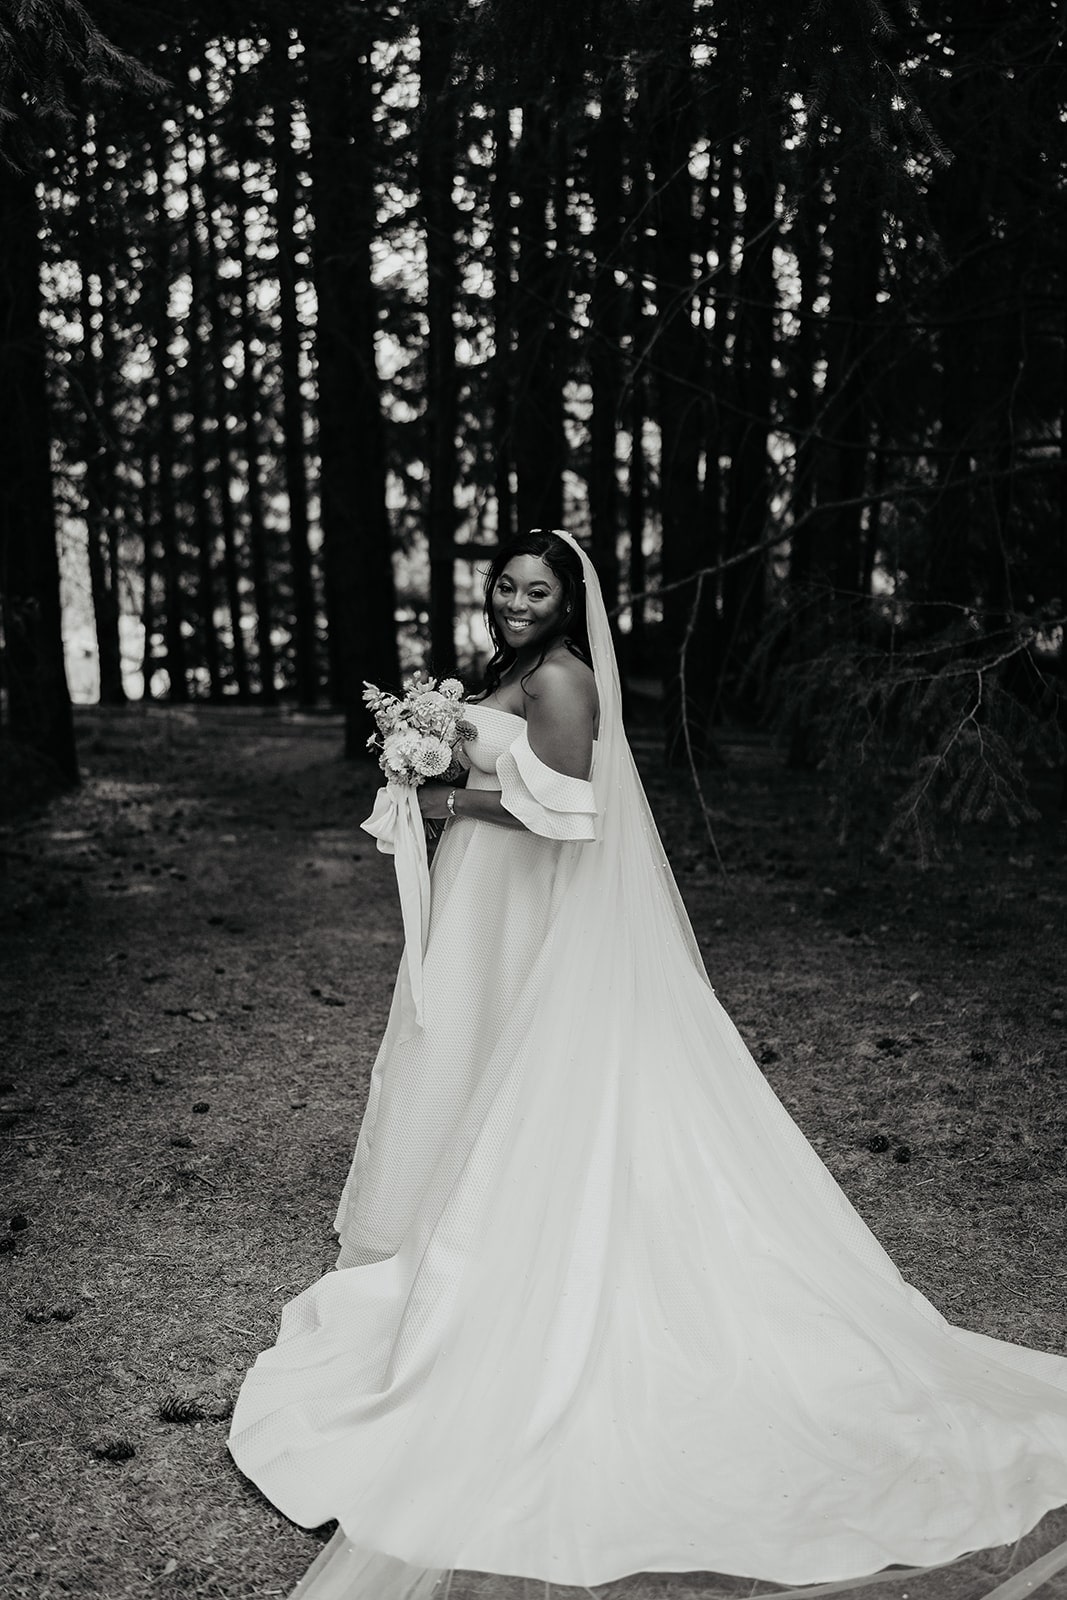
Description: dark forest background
xmin=1 ymin=0 xmax=1065 ymax=858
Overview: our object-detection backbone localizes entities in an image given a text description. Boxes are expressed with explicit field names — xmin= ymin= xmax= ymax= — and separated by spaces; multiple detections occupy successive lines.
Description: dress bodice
xmin=460 ymin=702 xmax=525 ymax=792
xmin=455 ymin=700 xmax=598 ymax=840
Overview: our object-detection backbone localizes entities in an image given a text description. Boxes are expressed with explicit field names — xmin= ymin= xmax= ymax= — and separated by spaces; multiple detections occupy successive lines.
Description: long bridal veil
xmin=248 ymin=532 xmax=1067 ymax=1600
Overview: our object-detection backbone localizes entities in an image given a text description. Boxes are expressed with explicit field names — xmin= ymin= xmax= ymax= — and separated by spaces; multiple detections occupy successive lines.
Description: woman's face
xmin=492 ymin=555 xmax=568 ymax=653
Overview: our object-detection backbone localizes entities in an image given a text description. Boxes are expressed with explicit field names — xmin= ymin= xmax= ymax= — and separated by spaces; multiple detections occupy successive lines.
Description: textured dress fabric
xmin=332 ymin=703 xmax=598 ymax=1271
xmin=229 ymin=541 xmax=1067 ymax=1600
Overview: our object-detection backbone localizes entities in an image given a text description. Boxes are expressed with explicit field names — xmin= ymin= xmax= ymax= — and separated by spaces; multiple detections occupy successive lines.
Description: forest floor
xmin=1 ymin=703 xmax=1066 ymax=1600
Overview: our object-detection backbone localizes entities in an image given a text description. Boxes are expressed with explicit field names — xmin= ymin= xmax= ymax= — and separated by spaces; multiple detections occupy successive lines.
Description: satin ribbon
xmin=361 ymin=782 xmax=431 ymax=1027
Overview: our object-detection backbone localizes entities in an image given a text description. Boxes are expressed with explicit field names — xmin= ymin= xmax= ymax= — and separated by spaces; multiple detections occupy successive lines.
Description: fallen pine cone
xmin=27 ymin=1303 xmax=75 ymax=1322
xmin=865 ymin=1135 xmax=890 ymax=1154
xmin=91 ymin=1436 xmax=136 ymax=1462
xmin=159 ymin=1394 xmax=205 ymax=1424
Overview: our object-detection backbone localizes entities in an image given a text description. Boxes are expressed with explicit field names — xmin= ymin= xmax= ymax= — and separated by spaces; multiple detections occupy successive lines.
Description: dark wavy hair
xmin=479 ymin=530 xmax=590 ymax=700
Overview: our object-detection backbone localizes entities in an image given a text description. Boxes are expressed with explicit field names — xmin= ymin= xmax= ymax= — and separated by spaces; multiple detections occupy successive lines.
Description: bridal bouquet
xmin=360 ymin=673 xmax=474 ymax=1032
xmin=362 ymin=673 xmax=475 ymax=785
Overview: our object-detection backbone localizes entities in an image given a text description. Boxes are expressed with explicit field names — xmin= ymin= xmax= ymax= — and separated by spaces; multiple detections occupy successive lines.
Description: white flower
xmin=438 ymin=677 xmax=464 ymax=700
xmin=412 ymin=736 xmax=452 ymax=778
xmin=407 ymin=691 xmax=463 ymax=739
xmin=383 ymin=728 xmax=419 ymax=759
xmin=410 ymin=689 xmax=450 ymax=716
xmin=377 ymin=728 xmax=417 ymax=783
xmin=403 ymin=671 xmax=435 ymax=695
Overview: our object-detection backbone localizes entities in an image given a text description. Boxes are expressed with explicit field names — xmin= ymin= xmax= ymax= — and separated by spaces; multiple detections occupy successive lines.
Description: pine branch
xmin=769 ymin=612 xmax=1064 ymax=863
xmin=0 ymin=0 xmax=165 ymax=168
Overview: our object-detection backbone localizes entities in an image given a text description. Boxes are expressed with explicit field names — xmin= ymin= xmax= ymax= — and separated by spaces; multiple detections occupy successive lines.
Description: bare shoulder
xmin=522 ymin=651 xmax=597 ymax=716
xmin=521 ymin=652 xmax=598 ymax=776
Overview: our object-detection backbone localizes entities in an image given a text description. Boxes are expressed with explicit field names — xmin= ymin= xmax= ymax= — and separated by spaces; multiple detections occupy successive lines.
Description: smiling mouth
xmin=504 ymin=619 xmax=534 ymax=631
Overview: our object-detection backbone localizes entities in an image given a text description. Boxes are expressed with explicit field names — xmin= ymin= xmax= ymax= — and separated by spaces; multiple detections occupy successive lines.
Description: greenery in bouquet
xmin=363 ymin=673 xmax=476 ymax=786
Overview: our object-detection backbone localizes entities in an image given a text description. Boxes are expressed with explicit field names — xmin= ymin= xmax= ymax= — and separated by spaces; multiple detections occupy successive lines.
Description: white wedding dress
xmin=229 ymin=535 xmax=1067 ymax=1600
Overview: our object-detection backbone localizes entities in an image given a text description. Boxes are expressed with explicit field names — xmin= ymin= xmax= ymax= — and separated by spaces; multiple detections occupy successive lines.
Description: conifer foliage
xmin=0 ymin=0 xmax=1063 ymax=847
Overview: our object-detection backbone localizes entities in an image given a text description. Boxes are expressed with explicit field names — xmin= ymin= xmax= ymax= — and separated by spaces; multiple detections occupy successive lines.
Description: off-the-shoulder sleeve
xmin=496 ymin=727 xmax=598 ymax=840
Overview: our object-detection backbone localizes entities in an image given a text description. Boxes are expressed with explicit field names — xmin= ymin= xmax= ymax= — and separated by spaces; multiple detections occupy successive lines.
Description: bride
xmin=229 ymin=530 xmax=1067 ymax=1600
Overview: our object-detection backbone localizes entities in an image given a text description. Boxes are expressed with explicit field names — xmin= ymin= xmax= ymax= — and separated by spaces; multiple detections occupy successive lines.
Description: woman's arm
xmin=523 ymin=658 xmax=596 ymax=778
xmin=417 ymin=659 xmax=597 ymax=830
xmin=418 ymin=784 xmax=527 ymax=827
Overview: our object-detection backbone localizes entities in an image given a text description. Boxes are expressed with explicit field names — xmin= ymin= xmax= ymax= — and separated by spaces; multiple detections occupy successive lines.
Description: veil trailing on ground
xmin=235 ymin=532 xmax=1067 ymax=1600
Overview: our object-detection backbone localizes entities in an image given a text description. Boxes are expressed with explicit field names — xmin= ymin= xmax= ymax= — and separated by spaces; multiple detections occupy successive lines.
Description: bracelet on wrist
xmin=446 ymin=788 xmax=458 ymax=818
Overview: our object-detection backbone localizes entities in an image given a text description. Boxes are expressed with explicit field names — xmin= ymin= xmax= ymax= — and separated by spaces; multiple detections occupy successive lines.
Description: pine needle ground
xmin=1 ymin=706 xmax=1064 ymax=1599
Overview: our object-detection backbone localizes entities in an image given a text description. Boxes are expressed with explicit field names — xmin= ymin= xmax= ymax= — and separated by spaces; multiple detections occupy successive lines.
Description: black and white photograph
xmin=1 ymin=2 xmax=1066 ymax=1598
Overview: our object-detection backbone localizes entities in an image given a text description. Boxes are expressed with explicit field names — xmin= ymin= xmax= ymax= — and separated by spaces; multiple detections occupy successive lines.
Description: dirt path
xmin=1 ymin=707 xmax=1065 ymax=1598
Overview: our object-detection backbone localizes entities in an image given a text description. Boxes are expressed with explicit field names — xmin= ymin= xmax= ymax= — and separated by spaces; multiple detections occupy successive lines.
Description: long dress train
xmin=229 ymin=536 xmax=1067 ymax=1600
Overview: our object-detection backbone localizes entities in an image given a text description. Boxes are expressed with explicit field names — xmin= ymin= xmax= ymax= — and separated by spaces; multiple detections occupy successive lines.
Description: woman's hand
xmin=418 ymin=783 xmax=453 ymax=820
xmin=417 ymin=781 xmax=526 ymax=831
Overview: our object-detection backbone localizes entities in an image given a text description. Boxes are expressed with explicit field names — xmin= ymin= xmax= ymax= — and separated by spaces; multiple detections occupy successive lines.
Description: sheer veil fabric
xmin=229 ymin=532 xmax=1067 ymax=1600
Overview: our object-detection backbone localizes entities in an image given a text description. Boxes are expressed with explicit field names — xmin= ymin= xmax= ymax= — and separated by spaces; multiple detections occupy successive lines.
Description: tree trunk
xmin=513 ymin=97 xmax=565 ymax=535
xmin=77 ymin=108 xmax=126 ymax=705
xmin=588 ymin=59 xmax=625 ymax=616
xmin=98 ymin=258 xmax=127 ymax=704
xmin=201 ymin=129 xmax=251 ymax=702
xmin=783 ymin=138 xmax=829 ymax=769
xmin=306 ymin=21 xmax=400 ymax=753
xmin=787 ymin=140 xmax=827 ymax=593
xmin=271 ymin=25 xmax=319 ymax=705
xmin=149 ymin=126 xmax=188 ymax=703
xmin=1060 ymin=304 xmax=1067 ymax=808
xmin=721 ymin=68 xmax=777 ymax=713
xmin=183 ymin=138 xmax=224 ymax=702
xmin=807 ymin=137 xmax=882 ymax=606
xmin=644 ymin=3 xmax=713 ymax=762
xmin=0 ymin=158 xmax=78 ymax=782
xmin=787 ymin=132 xmax=880 ymax=766
xmin=491 ymin=102 xmax=515 ymax=544
xmin=627 ymin=363 xmax=648 ymax=665
xmin=418 ymin=2 xmax=460 ymax=671
xmin=697 ymin=97 xmax=735 ymax=699
xmin=924 ymin=14 xmax=1006 ymax=627
xmin=624 ymin=120 xmax=650 ymax=668
xmin=140 ymin=438 xmax=158 ymax=699
xmin=234 ymin=167 xmax=278 ymax=706
xmin=980 ymin=255 xmax=1024 ymax=631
